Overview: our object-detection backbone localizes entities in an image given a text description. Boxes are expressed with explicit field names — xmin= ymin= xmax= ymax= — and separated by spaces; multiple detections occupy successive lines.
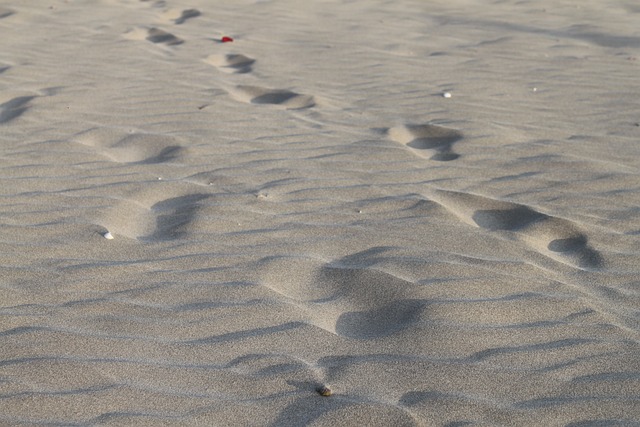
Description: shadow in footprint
xmin=252 ymin=92 xmax=299 ymax=105
xmin=336 ymin=299 xmax=425 ymax=339
xmin=73 ymin=129 xmax=186 ymax=164
xmin=256 ymin=248 xmax=424 ymax=338
xmin=0 ymin=7 xmax=13 ymax=18
xmin=0 ymin=96 xmax=35 ymax=124
xmin=387 ymin=124 xmax=462 ymax=161
xmin=140 ymin=0 xmax=166 ymax=6
xmin=174 ymin=9 xmax=200 ymax=24
xmin=139 ymin=145 xmax=182 ymax=164
xmin=547 ymin=237 xmax=602 ymax=268
xmin=146 ymin=28 xmax=183 ymax=45
xmin=145 ymin=194 xmax=209 ymax=241
xmin=317 ymin=260 xmax=425 ymax=339
xmin=430 ymin=190 xmax=603 ymax=269
xmin=232 ymin=85 xmax=315 ymax=109
xmin=472 ymin=207 xmax=546 ymax=231
xmin=206 ymin=54 xmax=255 ymax=74
xmin=472 ymin=208 xmax=602 ymax=268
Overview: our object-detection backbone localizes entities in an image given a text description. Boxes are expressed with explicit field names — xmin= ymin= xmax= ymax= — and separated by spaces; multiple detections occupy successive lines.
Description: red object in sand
xmin=221 ymin=36 xmax=233 ymax=43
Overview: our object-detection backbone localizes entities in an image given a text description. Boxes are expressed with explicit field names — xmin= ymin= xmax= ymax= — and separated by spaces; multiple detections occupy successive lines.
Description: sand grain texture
xmin=1 ymin=0 xmax=639 ymax=425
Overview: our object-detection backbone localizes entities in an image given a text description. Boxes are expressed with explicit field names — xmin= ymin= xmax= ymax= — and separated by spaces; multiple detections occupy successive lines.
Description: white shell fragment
xmin=443 ymin=92 xmax=452 ymax=98
xmin=103 ymin=231 xmax=114 ymax=240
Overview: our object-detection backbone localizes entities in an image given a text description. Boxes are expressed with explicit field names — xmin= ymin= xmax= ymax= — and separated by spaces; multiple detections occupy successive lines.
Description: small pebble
xmin=103 ymin=231 xmax=114 ymax=240
xmin=442 ymin=92 xmax=452 ymax=98
xmin=316 ymin=386 xmax=332 ymax=397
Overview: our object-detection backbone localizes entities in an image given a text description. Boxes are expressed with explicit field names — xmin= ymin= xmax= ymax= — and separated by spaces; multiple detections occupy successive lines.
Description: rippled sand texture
xmin=1 ymin=0 xmax=639 ymax=425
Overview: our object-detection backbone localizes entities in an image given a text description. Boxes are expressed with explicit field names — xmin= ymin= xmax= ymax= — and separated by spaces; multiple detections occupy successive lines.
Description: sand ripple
xmin=1 ymin=0 xmax=639 ymax=426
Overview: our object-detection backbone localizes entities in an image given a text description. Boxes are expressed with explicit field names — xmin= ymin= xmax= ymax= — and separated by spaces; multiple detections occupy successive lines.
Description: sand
xmin=1 ymin=0 xmax=639 ymax=425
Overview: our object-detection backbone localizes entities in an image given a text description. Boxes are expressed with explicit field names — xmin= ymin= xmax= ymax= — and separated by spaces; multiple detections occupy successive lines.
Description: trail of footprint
xmin=387 ymin=124 xmax=462 ymax=161
xmin=229 ymin=85 xmax=315 ymax=109
xmin=72 ymin=128 xmax=186 ymax=164
xmin=205 ymin=54 xmax=256 ymax=74
xmin=0 ymin=96 xmax=35 ymax=124
xmin=427 ymin=189 xmax=603 ymax=269
xmin=255 ymin=249 xmax=425 ymax=339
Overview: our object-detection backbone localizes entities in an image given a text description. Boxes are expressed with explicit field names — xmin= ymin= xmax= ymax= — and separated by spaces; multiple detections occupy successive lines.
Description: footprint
xmin=387 ymin=124 xmax=462 ymax=161
xmin=123 ymin=27 xmax=184 ymax=46
xmin=0 ymin=7 xmax=13 ymax=18
xmin=255 ymin=249 xmax=425 ymax=339
xmin=205 ymin=53 xmax=256 ymax=74
xmin=73 ymin=128 xmax=186 ymax=164
xmin=428 ymin=189 xmax=603 ymax=269
xmin=230 ymin=85 xmax=315 ymax=109
xmin=146 ymin=27 xmax=184 ymax=45
xmin=139 ymin=0 xmax=166 ymax=6
xmin=0 ymin=96 xmax=35 ymax=124
xmin=145 ymin=194 xmax=209 ymax=241
xmin=173 ymin=9 xmax=201 ymax=25
xmin=95 ymin=188 xmax=211 ymax=241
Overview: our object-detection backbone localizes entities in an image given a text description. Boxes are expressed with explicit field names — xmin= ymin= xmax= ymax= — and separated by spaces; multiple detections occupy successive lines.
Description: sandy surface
xmin=1 ymin=0 xmax=639 ymax=425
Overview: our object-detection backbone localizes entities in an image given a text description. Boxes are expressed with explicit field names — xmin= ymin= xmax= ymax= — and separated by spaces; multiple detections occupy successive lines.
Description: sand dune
xmin=1 ymin=0 xmax=639 ymax=425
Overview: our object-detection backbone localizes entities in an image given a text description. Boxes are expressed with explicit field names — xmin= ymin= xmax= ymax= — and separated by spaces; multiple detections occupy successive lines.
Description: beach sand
xmin=1 ymin=0 xmax=639 ymax=425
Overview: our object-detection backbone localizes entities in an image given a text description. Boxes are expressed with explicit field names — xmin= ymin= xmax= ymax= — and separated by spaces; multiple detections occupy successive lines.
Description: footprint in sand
xmin=0 ymin=96 xmax=35 ymax=124
xmin=230 ymin=85 xmax=315 ymax=109
xmin=387 ymin=124 xmax=462 ymax=161
xmin=145 ymin=27 xmax=183 ymax=45
xmin=0 ymin=7 xmax=13 ymax=19
xmin=159 ymin=8 xmax=201 ymax=24
xmin=123 ymin=26 xmax=183 ymax=46
xmin=255 ymin=249 xmax=425 ymax=339
xmin=428 ymin=189 xmax=603 ymax=269
xmin=205 ymin=54 xmax=256 ymax=74
xmin=145 ymin=194 xmax=210 ymax=241
xmin=72 ymin=128 xmax=187 ymax=164
xmin=139 ymin=0 xmax=166 ymax=7
xmin=97 ymin=191 xmax=210 ymax=241
xmin=171 ymin=9 xmax=201 ymax=25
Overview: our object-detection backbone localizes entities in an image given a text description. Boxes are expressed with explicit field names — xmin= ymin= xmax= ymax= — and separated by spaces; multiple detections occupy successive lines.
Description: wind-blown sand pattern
xmin=1 ymin=0 xmax=639 ymax=426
